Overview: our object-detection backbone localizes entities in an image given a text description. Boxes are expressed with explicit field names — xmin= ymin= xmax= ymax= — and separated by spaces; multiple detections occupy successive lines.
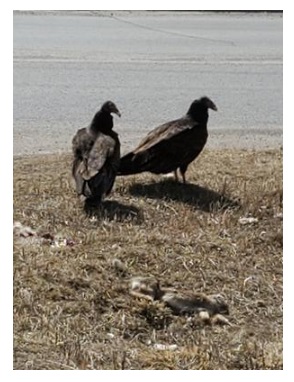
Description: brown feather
xmin=118 ymin=96 xmax=217 ymax=182
xmin=71 ymin=101 xmax=121 ymax=201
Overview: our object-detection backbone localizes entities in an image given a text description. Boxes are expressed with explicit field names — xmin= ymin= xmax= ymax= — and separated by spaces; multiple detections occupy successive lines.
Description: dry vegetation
xmin=13 ymin=149 xmax=283 ymax=370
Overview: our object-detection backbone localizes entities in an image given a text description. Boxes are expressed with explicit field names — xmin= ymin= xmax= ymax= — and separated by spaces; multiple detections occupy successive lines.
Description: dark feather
xmin=71 ymin=101 xmax=121 ymax=202
xmin=118 ymin=96 xmax=217 ymax=182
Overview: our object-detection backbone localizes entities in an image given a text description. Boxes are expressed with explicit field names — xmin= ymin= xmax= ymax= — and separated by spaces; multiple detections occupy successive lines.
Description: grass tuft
xmin=14 ymin=149 xmax=282 ymax=369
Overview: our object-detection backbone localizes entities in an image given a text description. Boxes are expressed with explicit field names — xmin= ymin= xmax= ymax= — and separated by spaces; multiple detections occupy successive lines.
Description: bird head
xmin=188 ymin=96 xmax=218 ymax=117
xmin=101 ymin=101 xmax=121 ymax=117
xmin=199 ymin=96 xmax=218 ymax=111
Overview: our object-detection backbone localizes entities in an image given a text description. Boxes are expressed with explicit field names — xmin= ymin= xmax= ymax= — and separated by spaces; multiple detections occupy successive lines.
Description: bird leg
xmin=173 ymin=169 xmax=186 ymax=183
xmin=177 ymin=169 xmax=186 ymax=184
xmin=174 ymin=170 xmax=179 ymax=182
xmin=181 ymin=172 xmax=186 ymax=184
xmin=179 ymin=165 xmax=188 ymax=184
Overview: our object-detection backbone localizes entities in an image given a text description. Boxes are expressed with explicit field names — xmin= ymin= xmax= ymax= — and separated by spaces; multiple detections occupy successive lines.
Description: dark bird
xmin=118 ymin=96 xmax=217 ymax=183
xmin=72 ymin=101 xmax=121 ymax=203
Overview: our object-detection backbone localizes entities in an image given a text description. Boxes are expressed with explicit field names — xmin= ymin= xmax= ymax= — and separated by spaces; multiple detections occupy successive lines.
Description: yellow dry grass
xmin=13 ymin=149 xmax=282 ymax=370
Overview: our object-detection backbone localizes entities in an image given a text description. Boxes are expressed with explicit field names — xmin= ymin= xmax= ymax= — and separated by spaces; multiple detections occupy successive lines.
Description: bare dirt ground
xmin=13 ymin=149 xmax=282 ymax=369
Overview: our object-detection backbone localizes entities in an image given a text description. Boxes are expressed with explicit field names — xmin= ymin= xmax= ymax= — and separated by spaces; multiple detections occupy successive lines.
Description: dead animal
xmin=129 ymin=276 xmax=230 ymax=325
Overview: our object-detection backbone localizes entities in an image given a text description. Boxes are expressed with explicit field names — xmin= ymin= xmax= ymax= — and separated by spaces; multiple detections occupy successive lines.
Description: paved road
xmin=13 ymin=11 xmax=283 ymax=156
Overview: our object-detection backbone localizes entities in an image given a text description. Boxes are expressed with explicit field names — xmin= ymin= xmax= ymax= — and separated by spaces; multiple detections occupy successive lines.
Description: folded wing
xmin=74 ymin=133 xmax=120 ymax=200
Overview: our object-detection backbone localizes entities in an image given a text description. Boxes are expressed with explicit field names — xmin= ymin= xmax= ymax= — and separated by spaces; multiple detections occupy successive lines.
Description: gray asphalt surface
xmin=13 ymin=11 xmax=283 ymax=156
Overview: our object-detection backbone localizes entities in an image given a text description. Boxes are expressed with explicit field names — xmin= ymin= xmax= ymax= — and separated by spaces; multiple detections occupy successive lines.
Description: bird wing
xmin=118 ymin=116 xmax=205 ymax=175
xmin=72 ymin=127 xmax=86 ymax=150
xmin=72 ymin=127 xmax=96 ymax=158
xmin=133 ymin=116 xmax=195 ymax=154
xmin=80 ymin=134 xmax=116 ymax=180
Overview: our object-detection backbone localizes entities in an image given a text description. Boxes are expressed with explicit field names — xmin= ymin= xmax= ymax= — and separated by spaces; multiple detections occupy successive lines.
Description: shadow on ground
xmin=128 ymin=179 xmax=240 ymax=212
xmin=84 ymin=199 xmax=144 ymax=223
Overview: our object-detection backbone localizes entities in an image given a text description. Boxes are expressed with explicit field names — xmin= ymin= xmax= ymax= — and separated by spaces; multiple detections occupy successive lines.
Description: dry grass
xmin=13 ymin=149 xmax=283 ymax=370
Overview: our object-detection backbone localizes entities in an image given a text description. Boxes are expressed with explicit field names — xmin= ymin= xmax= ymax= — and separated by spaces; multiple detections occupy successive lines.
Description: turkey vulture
xmin=118 ymin=96 xmax=217 ymax=183
xmin=72 ymin=101 xmax=121 ymax=203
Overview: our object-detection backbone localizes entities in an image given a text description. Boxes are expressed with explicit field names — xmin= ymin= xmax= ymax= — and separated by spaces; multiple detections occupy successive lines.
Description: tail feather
xmin=117 ymin=152 xmax=145 ymax=176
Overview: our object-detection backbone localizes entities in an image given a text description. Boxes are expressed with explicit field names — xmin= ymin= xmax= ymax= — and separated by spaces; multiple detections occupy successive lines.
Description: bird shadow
xmin=84 ymin=199 xmax=144 ymax=223
xmin=128 ymin=179 xmax=240 ymax=213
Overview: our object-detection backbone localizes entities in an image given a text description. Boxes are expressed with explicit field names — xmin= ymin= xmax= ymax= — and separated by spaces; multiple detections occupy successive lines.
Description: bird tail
xmin=117 ymin=152 xmax=145 ymax=176
xmin=87 ymin=167 xmax=115 ymax=200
